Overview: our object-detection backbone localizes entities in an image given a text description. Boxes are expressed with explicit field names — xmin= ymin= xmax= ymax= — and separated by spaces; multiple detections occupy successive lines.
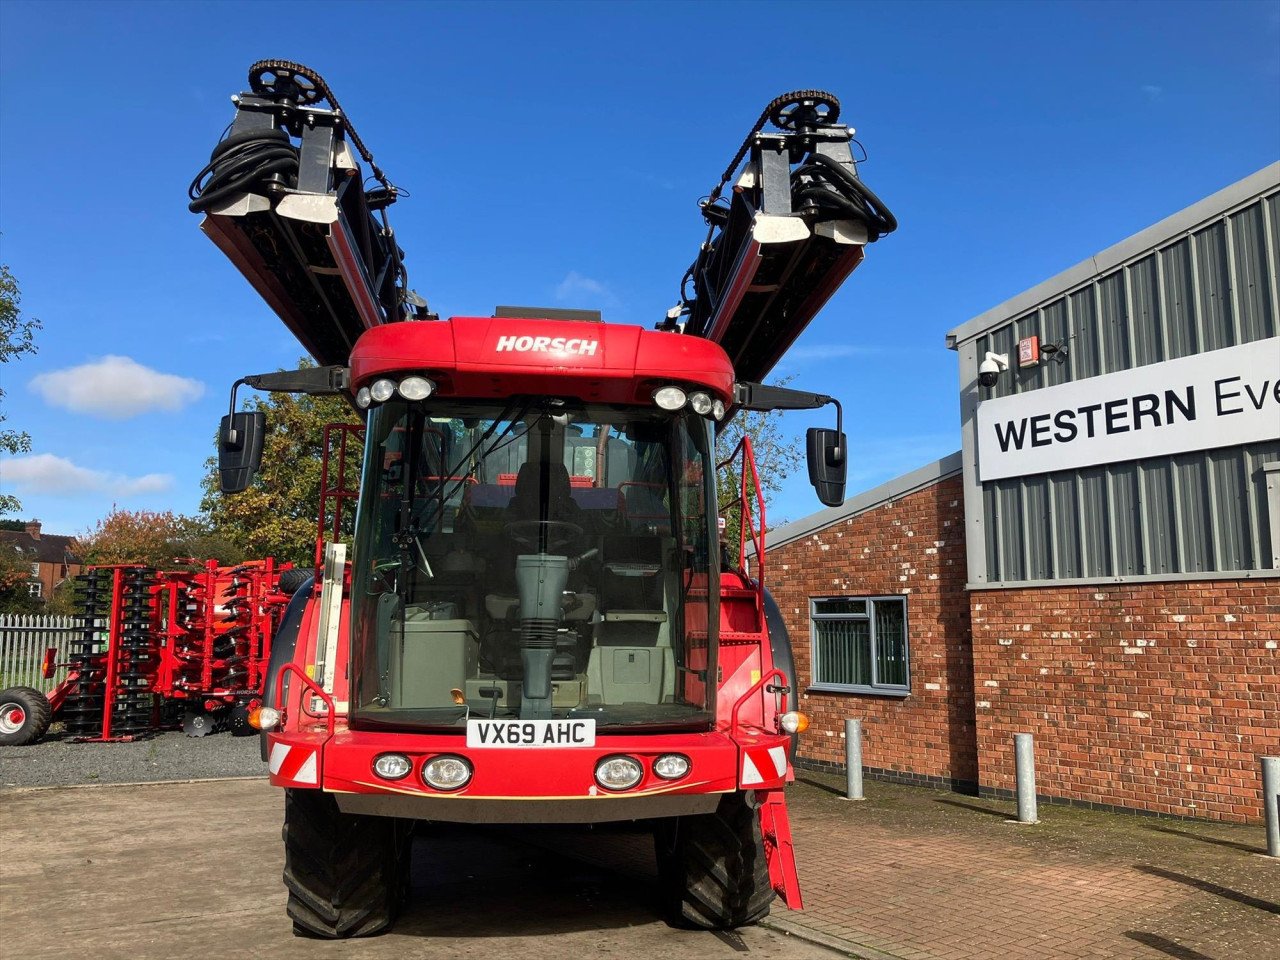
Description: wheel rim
xmin=0 ymin=704 xmax=26 ymax=734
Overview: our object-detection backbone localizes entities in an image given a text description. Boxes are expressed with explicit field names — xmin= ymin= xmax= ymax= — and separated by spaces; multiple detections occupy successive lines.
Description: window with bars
xmin=810 ymin=597 xmax=909 ymax=695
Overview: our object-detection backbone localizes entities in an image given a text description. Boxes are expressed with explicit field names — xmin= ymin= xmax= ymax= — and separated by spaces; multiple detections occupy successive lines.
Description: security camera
xmin=978 ymin=351 xmax=1009 ymax=388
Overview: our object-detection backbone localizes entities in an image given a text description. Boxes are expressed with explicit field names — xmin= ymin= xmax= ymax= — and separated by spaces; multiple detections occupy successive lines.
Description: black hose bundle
xmin=188 ymin=128 xmax=298 ymax=213
xmin=793 ymin=152 xmax=898 ymax=241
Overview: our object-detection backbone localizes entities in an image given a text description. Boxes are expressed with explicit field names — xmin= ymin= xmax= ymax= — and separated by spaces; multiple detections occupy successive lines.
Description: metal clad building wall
xmin=954 ymin=175 xmax=1280 ymax=586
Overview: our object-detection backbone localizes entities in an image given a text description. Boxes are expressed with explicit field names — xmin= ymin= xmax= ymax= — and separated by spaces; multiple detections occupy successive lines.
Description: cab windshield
xmin=349 ymin=398 xmax=718 ymax=732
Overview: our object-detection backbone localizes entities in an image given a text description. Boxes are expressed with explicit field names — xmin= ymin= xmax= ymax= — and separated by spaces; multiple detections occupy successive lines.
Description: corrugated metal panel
xmin=972 ymin=189 xmax=1280 ymax=583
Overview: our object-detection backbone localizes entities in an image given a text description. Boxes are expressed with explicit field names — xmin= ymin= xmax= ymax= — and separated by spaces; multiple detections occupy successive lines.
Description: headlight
xmin=422 ymin=754 xmax=473 ymax=791
xmin=780 ymin=711 xmax=810 ymax=734
xmin=373 ymin=753 xmax=412 ymax=781
xmin=652 ymin=386 xmax=687 ymax=411
xmin=595 ymin=755 xmax=643 ymax=791
xmin=355 ymin=386 xmax=372 ymax=409
xmin=688 ymin=392 xmax=713 ymax=416
xmin=397 ymin=376 xmax=435 ymax=401
xmin=652 ymin=754 xmax=690 ymax=780
xmin=712 ymin=399 xmax=726 ymax=421
xmin=370 ymin=378 xmax=397 ymax=403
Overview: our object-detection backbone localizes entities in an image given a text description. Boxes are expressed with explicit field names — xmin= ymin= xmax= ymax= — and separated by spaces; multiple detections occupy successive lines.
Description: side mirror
xmin=219 ymin=412 xmax=266 ymax=493
xmin=806 ymin=427 xmax=846 ymax=507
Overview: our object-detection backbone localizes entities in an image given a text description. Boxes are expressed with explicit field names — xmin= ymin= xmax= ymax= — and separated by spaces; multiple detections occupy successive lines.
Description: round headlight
xmin=653 ymin=754 xmax=690 ymax=780
xmin=712 ymin=399 xmax=726 ymax=421
xmin=653 ymin=386 xmax=688 ymax=411
xmin=688 ymin=392 xmax=713 ymax=416
xmin=422 ymin=754 xmax=473 ymax=791
xmin=780 ymin=711 xmax=810 ymax=734
xmin=397 ymin=376 xmax=435 ymax=401
xmin=595 ymin=755 xmax=643 ymax=791
xmin=373 ymin=753 xmax=412 ymax=781
xmin=370 ymin=378 xmax=397 ymax=403
xmin=355 ymin=386 xmax=372 ymax=409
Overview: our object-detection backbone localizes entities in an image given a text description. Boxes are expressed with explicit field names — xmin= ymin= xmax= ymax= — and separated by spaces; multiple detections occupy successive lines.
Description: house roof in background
xmin=0 ymin=530 xmax=82 ymax=565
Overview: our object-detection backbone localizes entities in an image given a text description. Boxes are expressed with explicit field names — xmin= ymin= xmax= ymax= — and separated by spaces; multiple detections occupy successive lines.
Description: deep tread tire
xmin=276 ymin=569 xmax=313 ymax=596
xmin=282 ymin=788 xmax=411 ymax=939
xmin=0 ymin=686 xmax=53 ymax=746
xmin=655 ymin=792 xmax=775 ymax=929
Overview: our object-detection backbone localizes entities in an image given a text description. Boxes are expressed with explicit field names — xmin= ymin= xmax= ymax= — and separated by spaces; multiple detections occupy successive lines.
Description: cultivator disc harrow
xmin=51 ymin=560 xmax=290 ymax=742
xmin=64 ymin=570 xmax=111 ymax=736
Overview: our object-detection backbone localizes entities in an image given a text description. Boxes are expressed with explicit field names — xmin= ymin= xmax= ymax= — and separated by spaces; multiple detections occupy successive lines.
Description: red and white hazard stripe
xmin=741 ymin=745 xmax=788 ymax=786
xmin=269 ymin=741 xmax=318 ymax=786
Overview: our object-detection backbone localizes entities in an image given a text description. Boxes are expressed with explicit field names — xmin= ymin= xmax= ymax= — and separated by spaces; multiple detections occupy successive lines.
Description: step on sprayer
xmin=179 ymin=60 xmax=896 ymax=938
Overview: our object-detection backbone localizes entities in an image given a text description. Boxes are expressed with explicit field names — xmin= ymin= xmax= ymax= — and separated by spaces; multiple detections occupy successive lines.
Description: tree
xmin=78 ymin=508 xmax=236 ymax=568
xmin=0 ymin=264 xmax=42 ymax=517
xmin=0 ymin=543 xmax=41 ymax=614
xmin=715 ymin=385 xmax=805 ymax=559
xmin=201 ymin=361 xmax=361 ymax=567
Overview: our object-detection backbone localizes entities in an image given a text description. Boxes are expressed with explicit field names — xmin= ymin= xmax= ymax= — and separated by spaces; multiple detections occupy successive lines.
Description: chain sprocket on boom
xmin=188 ymin=60 xmax=429 ymax=368
xmin=669 ymin=90 xmax=896 ymax=384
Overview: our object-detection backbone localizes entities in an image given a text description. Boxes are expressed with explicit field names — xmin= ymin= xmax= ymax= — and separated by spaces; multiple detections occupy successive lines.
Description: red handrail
xmin=274 ymin=662 xmax=336 ymax=737
xmin=731 ymin=667 xmax=787 ymax=736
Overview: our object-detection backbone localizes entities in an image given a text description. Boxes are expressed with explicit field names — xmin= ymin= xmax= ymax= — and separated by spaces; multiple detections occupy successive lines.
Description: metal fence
xmin=0 ymin=614 xmax=80 ymax=692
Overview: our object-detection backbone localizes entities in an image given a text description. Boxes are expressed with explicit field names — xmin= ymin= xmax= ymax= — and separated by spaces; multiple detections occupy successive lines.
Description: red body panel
xmin=348 ymin=317 xmax=736 ymax=405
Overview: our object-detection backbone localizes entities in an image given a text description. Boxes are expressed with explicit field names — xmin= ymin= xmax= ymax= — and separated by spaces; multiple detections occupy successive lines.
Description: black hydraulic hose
xmin=796 ymin=153 xmax=898 ymax=238
xmin=188 ymin=128 xmax=298 ymax=213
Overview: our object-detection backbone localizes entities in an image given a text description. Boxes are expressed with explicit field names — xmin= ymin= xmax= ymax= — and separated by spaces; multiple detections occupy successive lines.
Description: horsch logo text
xmin=495 ymin=335 xmax=599 ymax=356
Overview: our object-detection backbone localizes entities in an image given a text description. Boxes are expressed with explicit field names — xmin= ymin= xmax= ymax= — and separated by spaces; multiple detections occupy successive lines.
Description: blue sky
xmin=1 ymin=0 xmax=1277 ymax=536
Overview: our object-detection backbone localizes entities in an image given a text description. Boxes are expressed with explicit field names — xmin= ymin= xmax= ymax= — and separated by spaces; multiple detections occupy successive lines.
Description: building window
xmin=28 ymin=581 xmax=43 ymax=598
xmin=810 ymin=597 xmax=909 ymax=695
xmin=29 ymin=562 xmax=40 ymax=577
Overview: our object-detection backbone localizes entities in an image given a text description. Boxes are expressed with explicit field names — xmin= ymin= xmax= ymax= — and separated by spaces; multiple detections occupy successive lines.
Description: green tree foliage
xmin=714 ymin=394 xmax=804 ymax=560
xmin=0 ymin=543 xmax=41 ymax=614
xmin=78 ymin=508 xmax=239 ymax=568
xmin=0 ymin=264 xmax=42 ymax=517
xmin=201 ymin=363 xmax=361 ymax=567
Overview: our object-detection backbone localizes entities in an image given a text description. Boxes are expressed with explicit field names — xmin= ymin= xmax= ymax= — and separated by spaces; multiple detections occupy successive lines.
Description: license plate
xmin=466 ymin=719 xmax=596 ymax=748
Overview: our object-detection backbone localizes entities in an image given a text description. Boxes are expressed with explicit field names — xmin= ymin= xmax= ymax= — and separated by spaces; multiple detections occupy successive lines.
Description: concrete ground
xmin=0 ymin=778 xmax=840 ymax=960
xmin=2 ymin=769 xmax=1277 ymax=960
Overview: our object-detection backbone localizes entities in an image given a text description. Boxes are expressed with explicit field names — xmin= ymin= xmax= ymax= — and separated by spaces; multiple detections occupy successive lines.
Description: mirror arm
xmin=735 ymin=380 xmax=843 ymax=460
xmin=223 ymin=366 xmax=351 ymax=444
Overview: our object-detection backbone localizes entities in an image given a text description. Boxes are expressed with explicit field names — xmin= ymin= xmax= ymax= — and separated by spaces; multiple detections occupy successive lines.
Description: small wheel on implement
xmin=182 ymin=709 xmax=218 ymax=738
xmin=767 ymin=91 xmax=841 ymax=132
xmin=0 ymin=686 xmax=53 ymax=746
xmin=228 ymin=699 xmax=260 ymax=737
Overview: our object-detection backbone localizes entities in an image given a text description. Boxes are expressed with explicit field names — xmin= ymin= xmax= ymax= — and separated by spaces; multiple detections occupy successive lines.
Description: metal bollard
xmin=844 ymin=718 xmax=864 ymax=801
xmin=1263 ymin=756 xmax=1280 ymax=858
xmin=1014 ymin=733 xmax=1038 ymax=824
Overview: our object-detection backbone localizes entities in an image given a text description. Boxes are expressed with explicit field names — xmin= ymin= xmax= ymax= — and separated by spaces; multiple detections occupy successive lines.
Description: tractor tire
xmin=276 ymin=569 xmax=313 ymax=596
xmin=654 ymin=792 xmax=774 ymax=929
xmin=0 ymin=686 xmax=53 ymax=746
xmin=283 ymin=787 xmax=411 ymax=939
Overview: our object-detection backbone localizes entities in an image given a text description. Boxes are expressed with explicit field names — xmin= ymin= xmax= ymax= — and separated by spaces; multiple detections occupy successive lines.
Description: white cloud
xmin=30 ymin=355 xmax=205 ymax=419
xmin=1 ymin=454 xmax=173 ymax=497
xmin=1140 ymin=84 xmax=1163 ymax=101
xmin=555 ymin=271 xmax=617 ymax=306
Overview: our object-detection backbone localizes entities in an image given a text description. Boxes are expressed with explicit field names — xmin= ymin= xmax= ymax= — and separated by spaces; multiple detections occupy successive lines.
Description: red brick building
xmin=765 ymin=166 xmax=1280 ymax=824
xmin=0 ymin=520 xmax=84 ymax=604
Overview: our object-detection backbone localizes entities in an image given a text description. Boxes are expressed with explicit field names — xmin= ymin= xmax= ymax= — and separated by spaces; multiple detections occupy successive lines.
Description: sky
xmin=1 ymin=0 xmax=1277 ymax=536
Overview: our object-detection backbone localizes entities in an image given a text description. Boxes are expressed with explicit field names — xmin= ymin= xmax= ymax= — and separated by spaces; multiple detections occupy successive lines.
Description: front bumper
xmin=268 ymin=726 xmax=790 ymax=823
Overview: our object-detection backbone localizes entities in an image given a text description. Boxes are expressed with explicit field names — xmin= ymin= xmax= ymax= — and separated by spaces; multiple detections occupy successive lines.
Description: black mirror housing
xmin=219 ymin=412 xmax=266 ymax=493
xmin=806 ymin=427 xmax=847 ymax=507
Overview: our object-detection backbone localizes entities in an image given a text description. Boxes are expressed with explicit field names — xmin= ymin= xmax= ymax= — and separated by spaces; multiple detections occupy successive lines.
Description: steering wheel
xmin=504 ymin=520 xmax=583 ymax=552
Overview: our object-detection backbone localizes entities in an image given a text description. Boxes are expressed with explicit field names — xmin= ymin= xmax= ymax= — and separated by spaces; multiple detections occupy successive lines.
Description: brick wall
xmin=971 ymin=581 xmax=1280 ymax=823
xmin=766 ymin=475 xmax=976 ymax=786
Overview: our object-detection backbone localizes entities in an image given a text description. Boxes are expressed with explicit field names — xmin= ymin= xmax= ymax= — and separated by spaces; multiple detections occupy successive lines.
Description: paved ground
xmin=780 ymin=770 xmax=1280 ymax=960
xmin=0 ymin=779 xmax=840 ymax=960
xmin=0 ymin=729 xmax=264 ymax=788
xmin=2 ymin=765 xmax=1277 ymax=960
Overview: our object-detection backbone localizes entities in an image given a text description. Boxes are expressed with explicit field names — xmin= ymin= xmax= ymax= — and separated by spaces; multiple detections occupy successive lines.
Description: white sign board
xmin=976 ymin=338 xmax=1280 ymax=482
